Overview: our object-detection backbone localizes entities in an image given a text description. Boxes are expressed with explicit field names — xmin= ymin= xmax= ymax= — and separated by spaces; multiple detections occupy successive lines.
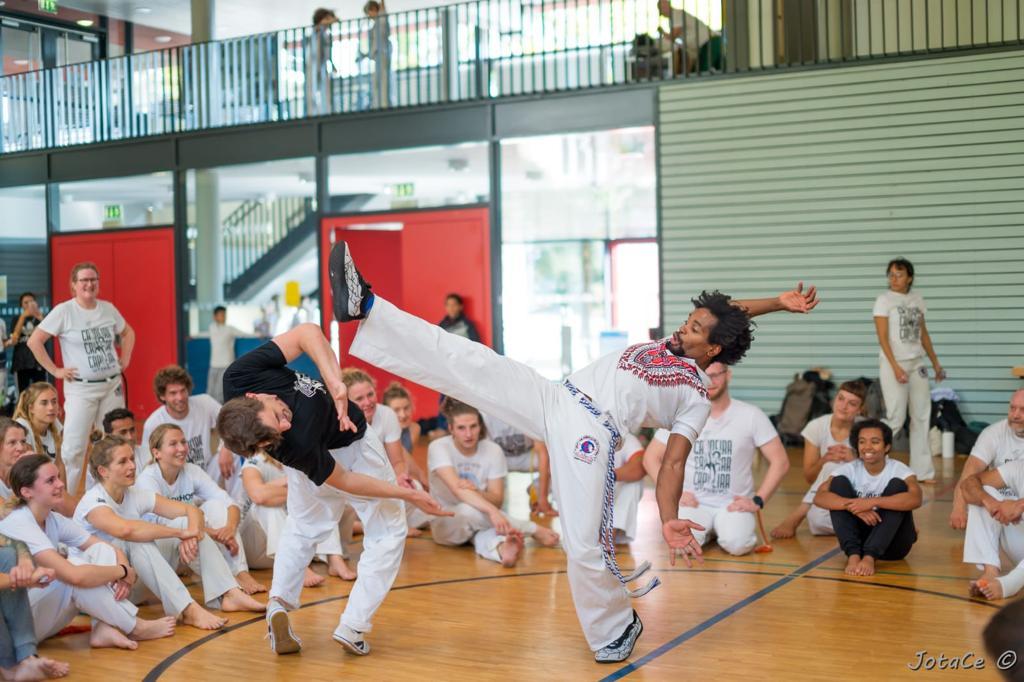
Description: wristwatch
xmin=752 ymin=495 xmax=764 ymax=509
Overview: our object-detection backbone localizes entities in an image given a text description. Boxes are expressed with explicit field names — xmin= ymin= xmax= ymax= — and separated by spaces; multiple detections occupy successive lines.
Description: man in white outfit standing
xmin=328 ymin=241 xmax=818 ymax=662
xmin=28 ymin=262 xmax=133 ymax=494
xmin=207 ymin=306 xmax=250 ymax=404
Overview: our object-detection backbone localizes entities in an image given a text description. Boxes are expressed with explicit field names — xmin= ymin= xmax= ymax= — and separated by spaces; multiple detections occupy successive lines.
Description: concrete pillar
xmin=191 ymin=0 xmax=215 ymax=42
xmin=194 ymin=169 xmax=221 ymax=333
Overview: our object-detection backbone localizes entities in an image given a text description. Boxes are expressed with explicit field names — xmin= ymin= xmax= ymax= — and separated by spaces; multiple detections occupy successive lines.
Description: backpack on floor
xmin=932 ymin=398 xmax=979 ymax=454
xmin=774 ymin=374 xmax=816 ymax=445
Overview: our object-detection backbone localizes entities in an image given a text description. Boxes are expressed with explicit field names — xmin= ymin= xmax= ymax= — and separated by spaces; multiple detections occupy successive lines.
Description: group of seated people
xmin=0 ymin=351 xmax=1020 ymax=678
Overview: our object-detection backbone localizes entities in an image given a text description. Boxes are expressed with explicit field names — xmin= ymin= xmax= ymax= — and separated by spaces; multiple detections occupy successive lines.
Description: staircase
xmin=221 ymin=195 xmax=317 ymax=301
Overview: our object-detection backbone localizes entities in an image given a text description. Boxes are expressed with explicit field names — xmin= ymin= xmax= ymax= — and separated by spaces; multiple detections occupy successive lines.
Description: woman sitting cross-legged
xmin=0 ymin=455 xmax=176 ymax=650
xmin=136 ymin=424 xmax=266 ymax=595
xmin=813 ymin=419 xmax=922 ymax=577
xmin=239 ymin=452 xmax=355 ymax=586
xmin=0 ymin=533 xmax=69 ymax=681
xmin=75 ymin=435 xmax=260 ymax=630
xmin=428 ymin=399 xmax=559 ymax=567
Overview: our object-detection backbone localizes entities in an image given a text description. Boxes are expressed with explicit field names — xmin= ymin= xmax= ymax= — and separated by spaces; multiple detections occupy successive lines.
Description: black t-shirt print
xmin=223 ymin=341 xmax=366 ymax=486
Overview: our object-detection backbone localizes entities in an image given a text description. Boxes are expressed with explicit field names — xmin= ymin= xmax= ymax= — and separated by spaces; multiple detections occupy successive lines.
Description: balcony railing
xmin=1 ymin=0 xmax=1020 ymax=154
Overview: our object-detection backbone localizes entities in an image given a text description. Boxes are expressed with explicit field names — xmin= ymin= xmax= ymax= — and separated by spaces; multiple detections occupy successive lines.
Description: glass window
xmin=56 ymin=172 xmax=174 ymax=232
xmin=327 ymin=142 xmax=488 ymax=213
xmin=184 ymin=157 xmax=318 ymax=386
xmin=1 ymin=25 xmax=43 ymax=75
xmin=0 ymin=185 xmax=50 ymax=363
xmin=500 ymin=127 xmax=657 ymax=378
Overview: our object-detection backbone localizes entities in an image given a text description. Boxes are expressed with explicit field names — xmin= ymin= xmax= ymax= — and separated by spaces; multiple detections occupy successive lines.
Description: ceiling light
xmin=13 ymin=59 xmax=29 ymax=66
xmin=76 ymin=19 xmax=94 ymax=27
xmin=135 ymin=6 xmax=152 ymax=13
xmin=154 ymin=35 xmax=172 ymax=44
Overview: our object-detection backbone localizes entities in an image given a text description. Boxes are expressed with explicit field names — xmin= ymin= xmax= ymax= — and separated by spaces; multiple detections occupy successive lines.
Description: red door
xmin=320 ymin=207 xmax=491 ymax=420
xmin=49 ymin=228 xmax=178 ymax=421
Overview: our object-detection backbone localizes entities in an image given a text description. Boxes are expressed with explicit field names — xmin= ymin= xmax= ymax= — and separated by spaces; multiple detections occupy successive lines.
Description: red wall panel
xmin=320 ymin=208 xmax=490 ymax=420
xmin=49 ymin=228 xmax=178 ymax=423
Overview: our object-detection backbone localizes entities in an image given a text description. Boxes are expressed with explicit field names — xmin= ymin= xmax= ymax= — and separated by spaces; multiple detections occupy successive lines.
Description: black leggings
xmin=14 ymin=368 xmax=47 ymax=393
xmin=829 ymin=475 xmax=917 ymax=560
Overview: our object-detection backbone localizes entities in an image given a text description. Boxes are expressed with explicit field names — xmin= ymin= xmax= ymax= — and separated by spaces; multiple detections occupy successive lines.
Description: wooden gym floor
xmin=39 ymin=448 xmax=1003 ymax=681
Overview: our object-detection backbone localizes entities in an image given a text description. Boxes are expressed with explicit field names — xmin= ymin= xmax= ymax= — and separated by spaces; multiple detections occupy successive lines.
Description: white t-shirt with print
xmin=568 ymin=340 xmax=711 ymax=445
xmin=239 ymin=454 xmax=285 ymax=515
xmin=15 ymin=417 xmax=61 ymax=461
xmin=0 ymin=506 xmax=91 ymax=556
xmin=971 ymin=419 xmax=1024 ymax=496
xmin=142 ymin=395 xmax=222 ymax=472
xmin=873 ymin=290 xmax=927 ymax=362
xmin=38 ymin=299 xmax=126 ymax=380
xmin=831 ymin=458 xmax=915 ymax=498
xmin=800 ymin=414 xmax=861 ymax=502
xmin=427 ymin=436 xmax=508 ymax=508
xmin=135 ymin=462 xmax=235 ymax=523
xmin=74 ymin=484 xmax=157 ymax=543
xmin=371 ymin=404 xmax=401 ymax=445
xmin=679 ymin=399 xmax=778 ymax=508
xmin=996 ymin=460 xmax=1024 ymax=498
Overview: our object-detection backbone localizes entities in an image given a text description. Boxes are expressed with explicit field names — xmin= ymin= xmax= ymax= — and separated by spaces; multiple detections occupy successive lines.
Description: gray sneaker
xmin=333 ymin=623 xmax=371 ymax=656
xmin=329 ymin=241 xmax=372 ymax=322
xmin=267 ymin=608 xmax=302 ymax=655
xmin=594 ymin=610 xmax=643 ymax=664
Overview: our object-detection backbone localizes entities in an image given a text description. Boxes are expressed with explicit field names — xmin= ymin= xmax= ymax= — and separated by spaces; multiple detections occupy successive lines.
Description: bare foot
xmin=221 ymin=587 xmax=266 ymax=613
xmin=770 ymin=519 xmax=799 ymax=539
xmin=235 ymin=571 xmax=267 ymax=594
xmin=130 ymin=616 xmax=176 ymax=641
xmin=976 ymin=577 xmax=1006 ymax=600
xmin=498 ymin=532 xmax=524 ymax=568
xmin=969 ymin=566 xmax=1000 ymax=598
xmin=7 ymin=656 xmax=70 ymax=681
xmin=327 ymin=556 xmax=357 ymax=581
xmin=532 ymin=526 xmax=560 ymax=547
xmin=406 ymin=527 xmax=424 ymax=537
xmin=37 ymin=657 xmax=70 ymax=680
xmin=857 ymin=555 xmax=876 ymax=577
xmin=89 ymin=622 xmax=137 ymax=650
xmin=844 ymin=555 xmax=861 ymax=576
xmin=304 ymin=567 xmax=326 ymax=587
xmin=181 ymin=602 xmax=227 ymax=630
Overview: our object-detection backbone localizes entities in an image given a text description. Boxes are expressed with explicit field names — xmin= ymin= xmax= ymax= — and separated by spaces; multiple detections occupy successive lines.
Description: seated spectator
xmin=814 ymin=419 xmax=921 ymax=577
xmin=102 ymin=408 xmax=153 ymax=472
xmin=961 ymin=455 xmax=1024 ymax=600
xmin=75 ymin=435 xmax=252 ymax=630
xmin=381 ymin=382 xmax=420 ymax=458
xmin=949 ymin=388 xmax=1024 ymax=530
xmin=771 ymin=381 xmax=866 ymax=538
xmin=0 ymin=418 xmax=32 ymax=498
xmin=239 ymin=452 xmax=356 ymax=583
xmin=136 ymin=424 xmax=265 ymax=595
xmin=0 ymin=533 xmax=68 ymax=680
xmin=0 ymin=455 xmax=176 ymax=650
xmin=646 ymin=363 xmax=789 ymax=556
xmin=480 ymin=412 xmax=557 ymax=517
xmin=344 ymin=369 xmax=428 ymax=535
xmin=428 ymin=399 xmax=558 ymax=566
xmin=13 ymin=384 xmax=65 ymax=483
xmin=612 ymin=433 xmax=646 ymax=544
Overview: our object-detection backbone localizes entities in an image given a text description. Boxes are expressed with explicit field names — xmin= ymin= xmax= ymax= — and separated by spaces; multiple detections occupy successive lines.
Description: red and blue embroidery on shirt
xmin=617 ymin=341 xmax=709 ymax=398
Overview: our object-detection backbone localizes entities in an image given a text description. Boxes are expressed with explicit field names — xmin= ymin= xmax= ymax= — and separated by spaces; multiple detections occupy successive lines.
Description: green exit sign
xmin=38 ymin=0 xmax=58 ymax=14
xmin=392 ymin=183 xmax=414 ymax=198
xmin=104 ymin=204 xmax=123 ymax=221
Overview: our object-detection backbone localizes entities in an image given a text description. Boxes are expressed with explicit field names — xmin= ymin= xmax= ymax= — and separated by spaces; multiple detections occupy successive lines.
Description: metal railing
xmin=1 ymin=0 xmax=1021 ymax=154
xmin=219 ymin=195 xmax=315 ymax=285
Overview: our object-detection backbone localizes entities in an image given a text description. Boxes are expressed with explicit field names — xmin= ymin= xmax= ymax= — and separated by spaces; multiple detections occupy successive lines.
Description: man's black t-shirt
xmin=223 ymin=341 xmax=366 ymax=485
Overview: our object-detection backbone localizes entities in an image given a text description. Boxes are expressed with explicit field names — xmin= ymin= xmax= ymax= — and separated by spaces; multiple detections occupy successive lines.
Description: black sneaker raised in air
xmin=594 ymin=610 xmax=643 ymax=664
xmin=329 ymin=241 xmax=373 ymax=322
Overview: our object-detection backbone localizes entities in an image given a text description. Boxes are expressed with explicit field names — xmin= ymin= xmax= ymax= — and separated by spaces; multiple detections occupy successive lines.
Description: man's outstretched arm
xmin=272 ymin=322 xmax=357 ymax=432
xmin=734 ymin=282 xmax=819 ymax=318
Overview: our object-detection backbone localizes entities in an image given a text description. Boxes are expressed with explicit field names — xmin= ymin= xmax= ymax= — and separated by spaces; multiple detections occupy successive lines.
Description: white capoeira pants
xmin=31 ymin=542 xmax=137 ymax=641
xmin=802 ymin=461 xmax=844 ymax=536
xmin=879 ymin=357 xmax=933 ymax=480
xmin=613 ymin=479 xmax=644 ymax=543
xmin=430 ymin=503 xmax=537 ymax=563
xmin=678 ymin=503 xmax=757 ymax=556
xmin=196 ymin=500 xmax=249 ymax=575
xmin=350 ymin=296 xmax=634 ymax=651
xmin=152 ymin=516 xmax=239 ymax=607
xmin=240 ymin=503 xmax=344 ymax=570
xmin=62 ymin=377 xmax=125 ymax=494
xmin=109 ymin=538 xmax=195 ymax=617
xmin=269 ymin=428 xmax=406 ymax=633
xmin=963 ymin=486 xmax=1024 ymax=595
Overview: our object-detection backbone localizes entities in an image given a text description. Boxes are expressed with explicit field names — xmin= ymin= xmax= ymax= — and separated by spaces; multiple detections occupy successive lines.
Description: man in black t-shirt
xmin=218 ymin=322 xmax=448 ymax=658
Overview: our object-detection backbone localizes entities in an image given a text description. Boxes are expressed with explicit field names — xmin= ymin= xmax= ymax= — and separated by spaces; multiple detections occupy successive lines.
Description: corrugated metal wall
xmin=658 ymin=49 xmax=1024 ymax=424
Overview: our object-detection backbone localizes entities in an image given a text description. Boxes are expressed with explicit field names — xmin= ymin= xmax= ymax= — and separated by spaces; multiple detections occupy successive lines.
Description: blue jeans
xmin=0 ymin=546 xmax=37 ymax=667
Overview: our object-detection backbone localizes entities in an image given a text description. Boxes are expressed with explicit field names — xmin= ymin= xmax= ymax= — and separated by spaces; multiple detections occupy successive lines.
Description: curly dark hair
xmin=690 ymin=290 xmax=755 ymax=366
xmin=849 ymin=418 xmax=893 ymax=450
